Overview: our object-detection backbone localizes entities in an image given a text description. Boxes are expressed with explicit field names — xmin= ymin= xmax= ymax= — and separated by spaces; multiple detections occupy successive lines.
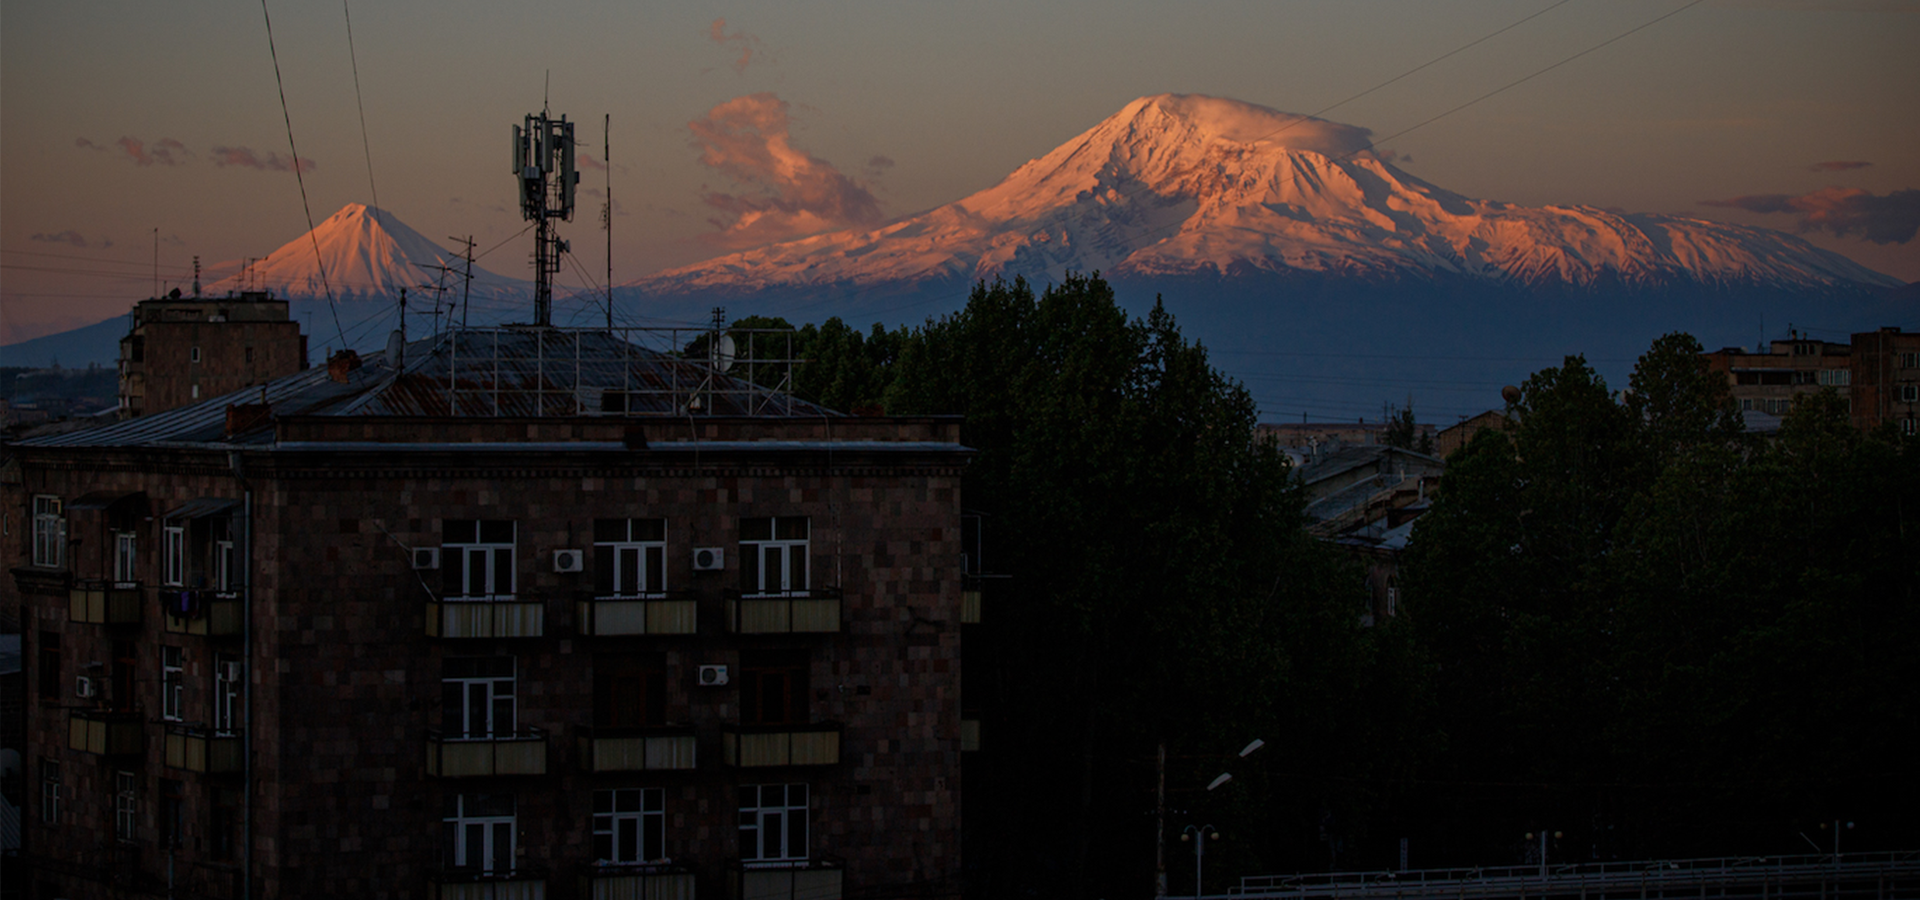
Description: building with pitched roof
xmin=5 ymin=324 xmax=969 ymax=899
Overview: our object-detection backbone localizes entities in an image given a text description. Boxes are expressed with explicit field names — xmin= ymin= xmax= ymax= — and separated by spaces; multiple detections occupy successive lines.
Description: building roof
xmin=20 ymin=327 xmax=839 ymax=449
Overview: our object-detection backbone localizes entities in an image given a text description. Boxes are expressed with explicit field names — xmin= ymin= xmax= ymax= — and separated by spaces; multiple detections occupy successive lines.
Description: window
xmin=32 ymin=495 xmax=64 ymax=568
xmin=115 ymin=770 xmax=138 ymax=842
xmin=1901 ymin=384 xmax=1920 ymax=403
xmin=113 ymin=531 xmax=138 ymax=584
xmin=162 ymin=646 xmax=185 ymax=722
xmin=161 ymin=779 xmax=185 ymax=849
xmin=210 ymin=788 xmax=240 ymax=860
xmin=213 ymin=654 xmax=242 ymax=736
xmin=190 ymin=346 xmax=201 ymax=363
xmin=595 ymin=518 xmax=666 ymax=597
xmin=191 ymin=384 xmax=200 ymax=399
xmin=443 ymin=657 xmax=515 ymax=739
xmin=740 ymin=516 xmax=808 ymax=595
xmin=1818 ymin=368 xmax=1851 ymax=387
xmin=739 ymin=783 xmax=808 ymax=862
xmin=594 ymin=654 xmax=666 ymax=729
xmin=163 ymin=524 xmax=186 ymax=586
xmin=37 ymin=631 xmax=60 ymax=701
xmin=444 ymin=794 xmax=515 ymax=874
xmin=1905 ymin=417 xmax=1917 ymax=436
xmin=1901 ymin=351 xmax=1918 ymax=368
xmin=216 ymin=538 xmax=236 ymax=591
xmin=594 ymin=788 xmax=665 ymax=864
xmin=443 ymin=519 xmax=515 ymax=600
xmin=245 ymin=346 xmax=254 ymax=363
xmin=40 ymin=760 xmax=60 ymax=825
xmin=740 ymin=649 xmax=809 ymax=727
xmin=1385 ymin=577 xmax=1399 ymax=617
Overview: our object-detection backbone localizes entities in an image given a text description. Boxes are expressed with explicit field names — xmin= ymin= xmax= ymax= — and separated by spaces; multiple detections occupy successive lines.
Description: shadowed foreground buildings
xmin=4 ymin=327 xmax=968 ymax=898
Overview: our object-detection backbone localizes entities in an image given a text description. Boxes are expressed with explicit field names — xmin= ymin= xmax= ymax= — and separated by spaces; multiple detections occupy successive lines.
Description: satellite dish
xmin=713 ymin=333 xmax=736 ymax=372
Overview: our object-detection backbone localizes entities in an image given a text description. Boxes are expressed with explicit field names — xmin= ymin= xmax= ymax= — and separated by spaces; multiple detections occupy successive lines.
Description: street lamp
xmin=1524 ymin=830 xmax=1562 ymax=878
xmin=1181 ymin=824 xmax=1220 ymax=898
xmin=1156 ymin=738 xmax=1265 ymax=900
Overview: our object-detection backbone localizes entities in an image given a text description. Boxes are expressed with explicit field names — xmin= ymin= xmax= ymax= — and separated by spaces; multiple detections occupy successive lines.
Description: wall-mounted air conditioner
xmin=697 ymin=664 xmax=730 ymax=687
xmin=75 ymin=676 xmax=96 ymax=699
xmin=692 ymin=547 xmax=724 ymax=571
xmin=219 ymin=661 xmax=243 ymax=683
xmin=553 ymin=549 xmax=584 ymax=573
xmin=412 ymin=547 xmax=440 ymax=570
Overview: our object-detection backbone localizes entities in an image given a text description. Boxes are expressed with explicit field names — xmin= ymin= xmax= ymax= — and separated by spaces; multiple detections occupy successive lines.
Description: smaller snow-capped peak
xmin=206 ymin=203 xmax=525 ymax=301
xmin=636 ymin=94 xmax=1898 ymax=295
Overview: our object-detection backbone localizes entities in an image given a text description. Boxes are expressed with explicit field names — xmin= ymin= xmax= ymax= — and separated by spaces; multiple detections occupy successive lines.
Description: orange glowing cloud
xmin=689 ymin=93 xmax=885 ymax=248
xmin=1702 ymin=187 xmax=1920 ymax=245
xmin=709 ymin=18 xmax=766 ymax=74
xmin=106 ymin=136 xmax=189 ymax=166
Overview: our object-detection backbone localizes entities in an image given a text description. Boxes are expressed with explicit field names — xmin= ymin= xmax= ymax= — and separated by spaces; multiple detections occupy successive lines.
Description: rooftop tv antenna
xmin=512 ymin=106 xmax=579 ymax=327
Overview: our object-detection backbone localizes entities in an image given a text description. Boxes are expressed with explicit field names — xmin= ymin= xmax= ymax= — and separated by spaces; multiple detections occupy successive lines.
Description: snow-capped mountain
xmin=205 ymin=203 xmax=528 ymax=306
xmin=635 ymin=94 xmax=1898 ymax=296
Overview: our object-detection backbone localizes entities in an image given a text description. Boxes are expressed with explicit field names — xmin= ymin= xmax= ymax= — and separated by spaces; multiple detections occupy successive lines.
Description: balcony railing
xmin=428 ymin=866 xmax=549 ymax=900
xmin=726 ymin=858 xmax=844 ymax=900
xmin=724 ymin=589 xmax=842 ymax=634
xmin=580 ymin=864 xmax=694 ymax=900
xmin=426 ymin=597 xmax=546 ymax=639
xmin=720 ymin=722 xmax=841 ymax=768
xmin=578 ymin=725 xmax=697 ymax=772
xmin=163 ymin=590 xmax=243 ymax=636
xmin=426 ymin=728 xmax=549 ymax=777
xmin=165 ymin=724 xmax=242 ymax=773
xmin=70 ymin=579 xmax=142 ymax=626
xmin=70 ymin=710 xmax=144 ymax=756
xmin=575 ymin=591 xmax=698 ymax=636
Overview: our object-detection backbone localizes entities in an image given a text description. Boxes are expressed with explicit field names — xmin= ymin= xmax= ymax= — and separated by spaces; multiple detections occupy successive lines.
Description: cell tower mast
xmin=512 ymin=109 xmax=578 ymax=327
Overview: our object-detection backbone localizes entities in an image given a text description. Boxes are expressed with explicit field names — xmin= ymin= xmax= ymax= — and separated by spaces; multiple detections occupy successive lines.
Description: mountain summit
xmin=635 ymin=94 xmax=1897 ymax=295
xmin=206 ymin=203 xmax=526 ymax=304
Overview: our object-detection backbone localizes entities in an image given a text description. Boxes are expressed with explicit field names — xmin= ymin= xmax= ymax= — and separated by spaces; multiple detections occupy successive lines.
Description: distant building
xmin=1433 ymin=410 xmax=1508 ymax=459
xmin=1702 ymin=334 xmax=1853 ymax=422
xmin=1293 ymin=444 xmax=1445 ymax=625
xmin=118 ymin=291 xmax=307 ymax=419
xmin=8 ymin=326 xmax=968 ymax=899
xmin=1848 ymin=326 xmax=1920 ymax=435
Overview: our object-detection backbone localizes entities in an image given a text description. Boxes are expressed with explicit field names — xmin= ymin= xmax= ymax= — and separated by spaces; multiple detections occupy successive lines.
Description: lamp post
xmin=1156 ymin=739 xmax=1264 ymax=900
xmin=1524 ymin=830 xmax=1562 ymax=878
xmin=1182 ymin=824 xmax=1220 ymax=898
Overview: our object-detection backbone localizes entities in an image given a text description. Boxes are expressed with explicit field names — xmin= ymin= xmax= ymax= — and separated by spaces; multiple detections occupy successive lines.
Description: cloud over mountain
xmin=1703 ymin=187 xmax=1920 ymax=244
xmin=688 ymin=93 xmax=885 ymax=248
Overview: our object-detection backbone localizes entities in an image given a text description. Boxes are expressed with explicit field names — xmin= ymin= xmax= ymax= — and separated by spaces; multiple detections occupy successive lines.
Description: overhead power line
xmin=259 ymin=0 xmax=347 ymax=352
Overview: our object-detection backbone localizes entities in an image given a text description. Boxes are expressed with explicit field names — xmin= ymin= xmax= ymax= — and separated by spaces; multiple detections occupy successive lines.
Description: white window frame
xmin=113 ymin=530 xmax=138 ymax=585
xmin=213 ymin=654 xmax=242 ymax=737
xmin=443 ymin=657 xmax=515 ymax=740
xmin=163 ymin=524 xmax=186 ymax=587
xmin=741 ymin=516 xmax=809 ymax=597
xmin=443 ymin=520 xmax=516 ymax=600
xmin=594 ymin=787 xmax=665 ymax=864
xmin=32 ymin=495 xmax=65 ymax=568
xmin=40 ymin=760 xmax=61 ymax=825
xmin=595 ymin=518 xmax=666 ymax=598
xmin=115 ymin=770 xmax=137 ymax=842
xmin=215 ymin=539 xmax=235 ymax=591
xmin=739 ymin=782 xmax=809 ymax=863
xmin=161 ymin=646 xmax=185 ymax=722
xmin=444 ymin=794 xmax=515 ymax=874
xmin=1901 ymin=384 xmax=1919 ymax=403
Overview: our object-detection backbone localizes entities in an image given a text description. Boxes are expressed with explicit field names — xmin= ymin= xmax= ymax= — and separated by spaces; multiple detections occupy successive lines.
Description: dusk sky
xmin=4 ymin=0 xmax=1916 ymax=345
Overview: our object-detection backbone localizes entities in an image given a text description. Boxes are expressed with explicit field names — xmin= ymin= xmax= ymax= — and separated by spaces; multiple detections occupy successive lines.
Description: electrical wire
xmin=259 ymin=0 xmax=347 ymax=352
xmin=342 ymin=0 xmax=380 ymax=213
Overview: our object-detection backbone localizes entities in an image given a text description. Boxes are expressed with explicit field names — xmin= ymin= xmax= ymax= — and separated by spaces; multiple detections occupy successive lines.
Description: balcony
xmin=165 ymin=724 xmax=242 ymax=773
xmin=576 ymin=591 xmax=698 ymax=636
xmin=70 ymin=710 xmax=144 ymax=756
xmin=163 ymin=590 xmax=243 ymax=636
xmin=720 ymin=722 xmax=841 ymax=768
xmin=726 ymin=859 xmax=843 ymax=900
xmin=426 ymin=729 xmax=549 ymax=777
xmin=578 ymin=725 xmax=697 ymax=773
xmin=428 ymin=867 xmax=549 ymax=900
xmin=580 ymin=864 xmax=694 ymax=900
xmin=724 ymin=589 xmax=842 ymax=634
xmin=70 ymin=580 xmax=143 ymax=626
xmin=427 ymin=597 xmax=545 ymax=639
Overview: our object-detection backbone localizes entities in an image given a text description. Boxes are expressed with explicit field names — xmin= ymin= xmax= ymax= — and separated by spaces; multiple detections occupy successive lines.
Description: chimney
xmin=328 ymin=349 xmax=362 ymax=383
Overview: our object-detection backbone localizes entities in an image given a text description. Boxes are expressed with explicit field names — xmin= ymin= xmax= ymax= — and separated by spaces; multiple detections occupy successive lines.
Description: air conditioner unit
xmin=219 ymin=661 xmax=243 ymax=683
xmin=75 ymin=676 xmax=96 ymax=699
xmin=692 ymin=547 xmax=724 ymax=571
xmin=697 ymin=664 xmax=729 ymax=687
xmin=553 ymin=549 xmax=584 ymax=573
xmin=412 ymin=547 xmax=440 ymax=570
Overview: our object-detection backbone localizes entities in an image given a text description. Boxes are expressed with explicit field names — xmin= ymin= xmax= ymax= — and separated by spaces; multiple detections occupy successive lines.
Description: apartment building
xmin=1848 ymin=326 xmax=1920 ymax=435
xmin=5 ymin=326 xmax=968 ymax=899
xmin=1701 ymin=334 xmax=1853 ymax=421
xmin=118 ymin=290 xmax=307 ymax=419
